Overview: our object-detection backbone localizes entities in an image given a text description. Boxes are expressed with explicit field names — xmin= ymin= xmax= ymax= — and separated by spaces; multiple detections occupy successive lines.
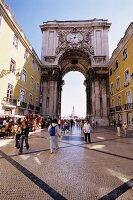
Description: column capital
xmin=41 ymin=67 xmax=61 ymax=81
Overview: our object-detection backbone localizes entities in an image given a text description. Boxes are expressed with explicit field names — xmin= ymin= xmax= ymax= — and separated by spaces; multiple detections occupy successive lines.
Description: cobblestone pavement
xmin=0 ymin=126 xmax=133 ymax=200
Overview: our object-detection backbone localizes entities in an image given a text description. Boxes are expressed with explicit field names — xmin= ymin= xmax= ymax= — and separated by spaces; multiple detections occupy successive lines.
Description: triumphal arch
xmin=40 ymin=19 xmax=111 ymax=125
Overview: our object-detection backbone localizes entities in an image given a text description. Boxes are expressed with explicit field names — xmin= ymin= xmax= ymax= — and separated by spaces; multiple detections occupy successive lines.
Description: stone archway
xmin=40 ymin=19 xmax=111 ymax=125
xmin=58 ymin=48 xmax=92 ymax=118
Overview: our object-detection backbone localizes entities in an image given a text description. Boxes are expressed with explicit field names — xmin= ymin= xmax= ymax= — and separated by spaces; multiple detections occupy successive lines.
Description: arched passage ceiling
xmin=58 ymin=49 xmax=91 ymax=78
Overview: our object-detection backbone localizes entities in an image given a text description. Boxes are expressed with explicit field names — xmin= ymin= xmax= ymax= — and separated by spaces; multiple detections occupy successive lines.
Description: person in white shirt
xmin=48 ymin=118 xmax=61 ymax=153
xmin=83 ymin=120 xmax=92 ymax=143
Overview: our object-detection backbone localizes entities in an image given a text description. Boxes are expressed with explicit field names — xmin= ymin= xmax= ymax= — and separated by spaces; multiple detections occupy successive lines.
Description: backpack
xmin=49 ymin=125 xmax=57 ymax=136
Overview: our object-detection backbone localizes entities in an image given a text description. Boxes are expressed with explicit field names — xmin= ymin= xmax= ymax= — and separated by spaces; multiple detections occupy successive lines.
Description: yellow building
xmin=109 ymin=23 xmax=133 ymax=129
xmin=0 ymin=0 xmax=42 ymax=117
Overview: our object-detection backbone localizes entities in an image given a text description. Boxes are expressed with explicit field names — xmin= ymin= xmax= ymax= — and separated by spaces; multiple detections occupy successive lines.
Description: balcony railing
xmin=28 ymin=104 xmax=34 ymax=110
xmin=35 ymin=106 xmax=40 ymax=112
xmin=124 ymin=82 xmax=129 ymax=87
xmin=2 ymin=97 xmax=17 ymax=106
xmin=124 ymin=103 xmax=133 ymax=110
xmin=20 ymin=101 xmax=27 ymax=108
xmin=116 ymin=105 xmax=122 ymax=111
xmin=109 ymin=107 xmax=115 ymax=112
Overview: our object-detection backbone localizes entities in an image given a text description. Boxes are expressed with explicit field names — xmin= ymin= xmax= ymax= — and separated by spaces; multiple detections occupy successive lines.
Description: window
xmin=126 ymin=91 xmax=131 ymax=104
xmin=7 ymin=83 xmax=13 ymax=100
xmin=22 ymin=69 xmax=26 ymax=82
xmin=29 ymin=94 xmax=33 ymax=104
xmin=116 ymin=77 xmax=120 ymax=91
xmin=118 ymin=96 xmax=121 ymax=106
xmin=115 ymin=60 xmax=118 ymax=69
xmin=124 ymin=69 xmax=130 ymax=85
xmin=30 ymin=77 xmax=34 ymax=87
xmin=10 ymin=59 xmax=16 ymax=73
xmin=123 ymin=48 xmax=128 ymax=60
xmin=32 ymin=60 xmax=35 ymax=68
xmin=20 ymin=89 xmax=25 ymax=102
xmin=38 ymin=67 xmax=40 ymax=73
xmin=13 ymin=33 xmax=18 ymax=49
xmin=112 ymin=99 xmax=114 ymax=107
xmin=36 ymin=83 xmax=39 ymax=92
xmin=110 ymin=68 xmax=112 ymax=76
xmin=24 ymin=49 xmax=29 ymax=60
xmin=35 ymin=97 xmax=39 ymax=106
xmin=110 ymin=83 xmax=114 ymax=95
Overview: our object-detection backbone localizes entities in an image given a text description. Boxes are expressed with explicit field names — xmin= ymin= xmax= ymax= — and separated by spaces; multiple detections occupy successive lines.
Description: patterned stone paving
xmin=0 ymin=126 xmax=133 ymax=200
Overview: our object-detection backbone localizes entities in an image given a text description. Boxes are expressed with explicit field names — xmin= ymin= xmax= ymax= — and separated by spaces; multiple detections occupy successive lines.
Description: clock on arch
xmin=66 ymin=32 xmax=83 ymax=43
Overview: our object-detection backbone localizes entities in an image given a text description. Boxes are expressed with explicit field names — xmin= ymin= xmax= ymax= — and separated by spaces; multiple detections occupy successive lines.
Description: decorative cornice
xmin=40 ymin=19 xmax=111 ymax=32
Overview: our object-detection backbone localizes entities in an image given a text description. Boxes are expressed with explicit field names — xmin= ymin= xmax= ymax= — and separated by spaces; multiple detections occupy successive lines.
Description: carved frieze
xmin=56 ymin=28 xmax=94 ymax=55
xmin=44 ymin=56 xmax=56 ymax=63
xmin=93 ymin=56 xmax=106 ymax=65
xmin=41 ymin=67 xmax=61 ymax=81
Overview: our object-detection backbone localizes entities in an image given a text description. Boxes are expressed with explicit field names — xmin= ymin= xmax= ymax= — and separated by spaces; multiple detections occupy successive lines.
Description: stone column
xmin=84 ymin=79 xmax=92 ymax=119
xmin=57 ymin=80 xmax=64 ymax=118
xmin=41 ymin=67 xmax=61 ymax=119
xmin=95 ymin=80 xmax=101 ymax=117
xmin=41 ymin=81 xmax=48 ymax=116
xmin=92 ymin=80 xmax=96 ymax=117
xmin=49 ymin=80 xmax=57 ymax=117
xmin=101 ymin=79 xmax=107 ymax=117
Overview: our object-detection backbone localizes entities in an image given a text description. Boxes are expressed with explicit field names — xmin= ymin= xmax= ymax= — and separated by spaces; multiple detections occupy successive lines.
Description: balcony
xmin=28 ymin=104 xmax=34 ymax=110
xmin=124 ymin=82 xmax=129 ymax=87
xmin=2 ymin=97 xmax=17 ymax=108
xmin=116 ymin=105 xmax=122 ymax=111
xmin=20 ymin=101 xmax=27 ymax=108
xmin=124 ymin=103 xmax=133 ymax=110
xmin=35 ymin=106 xmax=40 ymax=112
xmin=109 ymin=107 xmax=115 ymax=112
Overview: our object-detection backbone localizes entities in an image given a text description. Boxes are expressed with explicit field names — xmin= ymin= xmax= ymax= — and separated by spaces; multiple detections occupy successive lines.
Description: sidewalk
xmin=0 ymin=126 xmax=133 ymax=200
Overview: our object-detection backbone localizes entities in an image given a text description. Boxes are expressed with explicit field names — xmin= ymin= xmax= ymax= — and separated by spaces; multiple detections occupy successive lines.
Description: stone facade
xmin=40 ymin=19 xmax=111 ymax=125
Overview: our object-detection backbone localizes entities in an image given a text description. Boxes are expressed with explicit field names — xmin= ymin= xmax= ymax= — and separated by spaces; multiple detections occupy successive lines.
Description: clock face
xmin=66 ymin=33 xmax=83 ymax=43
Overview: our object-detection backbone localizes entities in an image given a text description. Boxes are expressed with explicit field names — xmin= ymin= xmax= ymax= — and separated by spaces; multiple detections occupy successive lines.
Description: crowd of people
xmin=112 ymin=118 xmax=128 ymax=137
xmin=0 ymin=114 xmax=46 ymax=154
xmin=47 ymin=118 xmax=97 ymax=154
xmin=0 ymin=115 xmax=129 ymax=155
xmin=0 ymin=116 xmax=98 ymax=154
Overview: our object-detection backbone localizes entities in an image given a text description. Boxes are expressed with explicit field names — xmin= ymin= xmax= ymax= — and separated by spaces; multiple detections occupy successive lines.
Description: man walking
xmin=48 ymin=118 xmax=61 ymax=153
xmin=83 ymin=120 xmax=92 ymax=143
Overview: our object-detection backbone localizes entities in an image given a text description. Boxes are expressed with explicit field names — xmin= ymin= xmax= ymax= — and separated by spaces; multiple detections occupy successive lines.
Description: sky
xmin=5 ymin=0 xmax=133 ymax=117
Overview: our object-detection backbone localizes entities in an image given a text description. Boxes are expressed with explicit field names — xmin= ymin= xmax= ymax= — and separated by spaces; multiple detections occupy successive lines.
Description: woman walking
xmin=18 ymin=120 xmax=29 ymax=154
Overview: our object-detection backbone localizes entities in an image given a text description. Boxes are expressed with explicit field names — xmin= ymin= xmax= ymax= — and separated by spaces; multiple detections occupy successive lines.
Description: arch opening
xmin=61 ymin=71 xmax=86 ymax=118
xmin=58 ymin=48 xmax=91 ymax=78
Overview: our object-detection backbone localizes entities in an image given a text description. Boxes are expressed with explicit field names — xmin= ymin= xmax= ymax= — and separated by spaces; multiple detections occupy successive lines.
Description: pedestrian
xmin=48 ymin=118 xmax=61 ymax=154
xmin=15 ymin=122 xmax=21 ymax=148
xmin=95 ymin=121 xmax=98 ymax=129
xmin=80 ymin=120 xmax=84 ymax=135
xmin=83 ymin=120 xmax=92 ymax=143
xmin=122 ymin=122 xmax=128 ymax=136
xmin=113 ymin=119 xmax=116 ymax=127
xmin=18 ymin=120 xmax=29 ymax=154
xmin=58 ymin=117 xmax=61 ymax=129
xmin=116 ymin=120 xmax=121 ymax=137
xmin=92 ymin=119 xmax=95 ymax=130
